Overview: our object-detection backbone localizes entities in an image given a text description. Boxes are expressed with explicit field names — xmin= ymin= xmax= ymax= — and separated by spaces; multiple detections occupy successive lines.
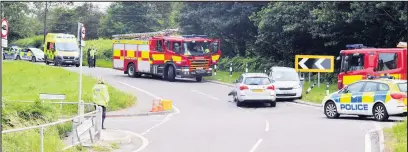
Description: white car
xmin=21 ymin=47 xmax=45 ymax=62
xmin=229 ymin=73 xmax=276 ymax=107
xmin=268 ymin=66 xmax=304 ymax=100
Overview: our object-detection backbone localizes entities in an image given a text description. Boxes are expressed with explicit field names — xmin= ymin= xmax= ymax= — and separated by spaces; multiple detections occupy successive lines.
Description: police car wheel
xmin=324 ymin=101 xmax=340 ymax=118
xmin=270 ymin=102 xmax=276 ymax=107
xmin=373 ymin=103 xmax=389 ymax=121
xmin=16 ymin=56 xmax=20 ymax=60
xmin=196 ymin=77 xmax=202 ymax=82
xmin=32 ymin=56 xmax=36 ymax=62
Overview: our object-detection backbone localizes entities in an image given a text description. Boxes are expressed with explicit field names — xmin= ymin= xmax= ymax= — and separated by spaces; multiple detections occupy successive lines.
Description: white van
xmin=268 ymin=66 xmax=304 ymax=100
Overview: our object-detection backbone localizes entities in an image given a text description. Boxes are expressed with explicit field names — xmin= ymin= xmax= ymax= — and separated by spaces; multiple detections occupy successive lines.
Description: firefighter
xmin=92 ymin=77 xmax=109 ymax=129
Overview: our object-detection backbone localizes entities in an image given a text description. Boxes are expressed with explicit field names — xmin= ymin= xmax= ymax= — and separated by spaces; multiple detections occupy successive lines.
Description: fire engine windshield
xmin=56 ymin=42 xmax=78 ymax=52
xmin=182 ymin=41 xmax=211 ymax=56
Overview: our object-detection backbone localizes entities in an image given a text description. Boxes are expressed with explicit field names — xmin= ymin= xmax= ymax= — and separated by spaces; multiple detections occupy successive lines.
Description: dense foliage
xmin=6 ymin=2 xmax=407 ymax=71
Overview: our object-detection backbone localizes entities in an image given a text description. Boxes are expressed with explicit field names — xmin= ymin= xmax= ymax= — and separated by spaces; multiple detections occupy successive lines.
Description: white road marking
xmin=191 ymin=89 xmax=221 ymax=101
xmin=112 ymin=130 xmax=148 ymax=152
xmin=249 ymin=138 xmax=263 ymax=152
xmin=286 ymin=102 xmax=322 ymax=110
xmin=264 ymin=120 xmax=269 ymax=132
xmin=112 ymin=79 xmax=181 ymax=151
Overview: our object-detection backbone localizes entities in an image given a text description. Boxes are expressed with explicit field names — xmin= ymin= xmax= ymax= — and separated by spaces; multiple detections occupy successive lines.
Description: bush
xmin=12 ymin=35 xmax=44 ymax=49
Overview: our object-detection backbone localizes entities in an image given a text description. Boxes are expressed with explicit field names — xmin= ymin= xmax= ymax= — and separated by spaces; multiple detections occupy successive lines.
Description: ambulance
xmin=43 ymin=33 xmax=80 ymax=67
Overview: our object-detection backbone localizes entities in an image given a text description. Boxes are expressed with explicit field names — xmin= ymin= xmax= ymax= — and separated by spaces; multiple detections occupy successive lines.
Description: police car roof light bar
xmin=366 ymin=74 xmax=394 ymax=80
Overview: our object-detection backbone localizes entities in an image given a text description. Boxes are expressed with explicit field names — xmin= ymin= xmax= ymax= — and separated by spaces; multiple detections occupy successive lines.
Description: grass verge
xmin=384 ymin=119 xmax=407 ymax=152
xmin=205 ymin=70 xmax=338 ymax=104
xmin=2 ymin=61 xmax=136 ymax=151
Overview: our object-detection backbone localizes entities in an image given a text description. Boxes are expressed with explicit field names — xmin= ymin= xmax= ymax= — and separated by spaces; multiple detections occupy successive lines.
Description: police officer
xmin=92 ymin=77 xmax=110 ymax=129
xmin=87 ymin=48 xmax=92 ymax=68
xmin=90 ymin=48 xmax=96 ymax=68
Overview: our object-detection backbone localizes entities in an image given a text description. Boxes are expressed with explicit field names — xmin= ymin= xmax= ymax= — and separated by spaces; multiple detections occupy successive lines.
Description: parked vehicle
xmin=268 ymin=66 xmax=304 ymax=100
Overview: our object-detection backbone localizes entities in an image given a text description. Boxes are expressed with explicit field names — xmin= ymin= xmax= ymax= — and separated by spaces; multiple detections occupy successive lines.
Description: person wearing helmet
xmin=92 ymin=77 xmax=110 ymax=129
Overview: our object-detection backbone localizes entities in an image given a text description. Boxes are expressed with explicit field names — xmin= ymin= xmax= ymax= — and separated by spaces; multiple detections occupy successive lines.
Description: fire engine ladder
xmin=112 ymin=28 xmax=179 ymax=40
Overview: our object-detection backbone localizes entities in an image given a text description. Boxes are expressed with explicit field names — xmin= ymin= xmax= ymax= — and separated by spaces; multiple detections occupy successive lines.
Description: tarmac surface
xmin=62 ymin=65 xmax=404 ymax=152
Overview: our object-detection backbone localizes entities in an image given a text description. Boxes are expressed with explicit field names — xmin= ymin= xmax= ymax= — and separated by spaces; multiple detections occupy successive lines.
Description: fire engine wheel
xmin=167 ymin=65 xmax=176 ymax=82
xmin=127 ymin=63 xmax=141 ymax=78
xmin=196 ymin=77 xmax=203 ymax=82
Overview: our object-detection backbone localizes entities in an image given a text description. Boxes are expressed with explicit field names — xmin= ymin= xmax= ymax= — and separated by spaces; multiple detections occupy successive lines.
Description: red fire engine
xmin=336 ymin=42 xmax=407 ymax=89
xmin=111 ymin=29 xmax=221 ymax=82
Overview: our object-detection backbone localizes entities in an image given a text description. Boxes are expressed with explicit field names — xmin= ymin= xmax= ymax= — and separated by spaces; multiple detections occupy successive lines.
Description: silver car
xmin=229 ymin=73 xmax=277 ymax=107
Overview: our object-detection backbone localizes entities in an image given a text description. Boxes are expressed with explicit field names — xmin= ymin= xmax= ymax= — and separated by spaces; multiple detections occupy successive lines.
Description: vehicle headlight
xmin=294 ymin=83 xmax=302 ymax=89
xmin=75 ymin=56 xmax=79 ymax=60
xmin=182 ymin=68 xmax=189 ymax=72
xmin=56 ymin=55 xmax=63 ymax=59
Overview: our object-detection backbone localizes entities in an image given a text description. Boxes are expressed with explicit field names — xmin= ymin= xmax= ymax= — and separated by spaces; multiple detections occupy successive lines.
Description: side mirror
xmin=300 ymin=77 xmax=304 ymax=81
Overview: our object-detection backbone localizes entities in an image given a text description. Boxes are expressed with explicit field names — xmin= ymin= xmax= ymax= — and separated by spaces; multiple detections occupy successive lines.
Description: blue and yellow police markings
xmin=333 ymin=91 xmax=391 ymax=111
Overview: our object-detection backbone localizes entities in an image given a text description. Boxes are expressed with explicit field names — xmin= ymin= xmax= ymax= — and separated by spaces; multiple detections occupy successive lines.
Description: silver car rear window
xmin=244 ymin=77 xmax=271 ymax=85
xmin=397 ymin=83 xmax=407 ymax=92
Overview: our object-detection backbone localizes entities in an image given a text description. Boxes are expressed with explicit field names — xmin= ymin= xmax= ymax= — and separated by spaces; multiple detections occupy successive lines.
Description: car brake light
xmin=240 ymin=85 xmax=248 ymax=90
xmin=390 ymin=93 xmax=407 ymax=100
xmin=267 ymin=85 xmax=275 ymax=90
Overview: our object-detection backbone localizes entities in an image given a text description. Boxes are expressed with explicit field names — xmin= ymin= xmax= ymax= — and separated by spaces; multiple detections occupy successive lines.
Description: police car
xmin=322 ymin=76 xmax=407 ymax=121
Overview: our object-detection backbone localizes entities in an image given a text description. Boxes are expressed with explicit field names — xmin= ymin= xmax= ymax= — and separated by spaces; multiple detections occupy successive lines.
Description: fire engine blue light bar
xmin=346 ymin=44 xmax=367 ymax=49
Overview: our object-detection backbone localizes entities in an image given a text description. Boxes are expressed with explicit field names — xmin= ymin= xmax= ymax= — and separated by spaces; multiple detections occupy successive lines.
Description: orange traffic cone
xmin=157 ymin=100 xmax=163 ymax=112
xmin=150 ymin=100 xmax=158 ymax=112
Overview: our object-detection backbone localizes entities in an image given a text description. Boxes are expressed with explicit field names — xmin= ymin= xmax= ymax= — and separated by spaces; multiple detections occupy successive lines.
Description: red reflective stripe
xmin=124 ymin=50 xmax=128 ymax=57
xmin=113 ymin=56 xmax=120 ymax=59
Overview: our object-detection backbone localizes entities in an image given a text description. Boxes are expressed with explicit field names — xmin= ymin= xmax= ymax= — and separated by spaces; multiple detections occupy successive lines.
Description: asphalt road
xmin=60 ymin=65 xmax=404 ymax=152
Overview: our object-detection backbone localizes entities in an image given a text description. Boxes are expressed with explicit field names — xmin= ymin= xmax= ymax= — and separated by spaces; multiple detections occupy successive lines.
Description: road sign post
xmin=77 ymin=23 xmax=85 ymax=123
xmin=295 ymin=55 xmax=334 ymax=88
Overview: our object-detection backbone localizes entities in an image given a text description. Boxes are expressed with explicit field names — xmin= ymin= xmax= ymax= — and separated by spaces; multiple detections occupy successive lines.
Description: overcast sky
xmin=74 ymin=2 xmax=112 ymax=11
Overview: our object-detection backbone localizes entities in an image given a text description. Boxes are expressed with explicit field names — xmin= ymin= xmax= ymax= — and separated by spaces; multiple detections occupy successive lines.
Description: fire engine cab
xmin=336 ymin=42 xmax=407 ymax=89
xmin=111 ymin=29 xmax=221 ymax=82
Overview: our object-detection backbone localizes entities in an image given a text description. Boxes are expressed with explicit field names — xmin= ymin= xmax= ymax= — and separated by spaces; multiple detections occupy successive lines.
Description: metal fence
xmin=1 ymin=100 xmax=103 ymax=152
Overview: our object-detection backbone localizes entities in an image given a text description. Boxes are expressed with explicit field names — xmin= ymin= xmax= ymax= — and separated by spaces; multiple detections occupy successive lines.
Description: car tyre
xmin=75 ymin=64 xmax=80 ymax=67
xmin=196 ymin=77 xmax=203 ymax=82
xmin=32 ymin=56 xmax=36 ymax=62
xmin=270 ymin=102 xmax=276 ymax=107
xmin=16 ymin=56 xmax=20 ymax=60
xmin=324 ymin=101 xmax=340 ymax=119
xmin=54 ymin=58 xmax=59 ymax=66
xmin=236 ymin=100 xmax=244 ymax=107
xmin=373 ymin=103 xmax=389 ymax=121
xmin=167 ymin=65 xmax=176 ymax=82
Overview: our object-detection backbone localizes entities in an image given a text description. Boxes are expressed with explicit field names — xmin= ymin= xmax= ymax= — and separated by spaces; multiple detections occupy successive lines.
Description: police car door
xmin=360 ymin=81 xmax=379 ymax=115
xmin=338 ymin=81 xmax=367 ymax=114
xmin=20 ymin=49 xmax=29 ymax=60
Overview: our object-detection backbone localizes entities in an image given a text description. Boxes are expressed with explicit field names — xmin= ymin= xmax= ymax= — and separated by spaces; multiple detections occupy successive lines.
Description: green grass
xmin=384 ymin=119 xmax=407 ymax=152
xmin=1 ymin=61 xmax=136 ymax=152
xmin=2 ymin=61 xmax=135 ymax=112
xmin=205 ymin=70 xmax=338 ymax=103
xmin=301 ymin=81 xmax=338 ymax=104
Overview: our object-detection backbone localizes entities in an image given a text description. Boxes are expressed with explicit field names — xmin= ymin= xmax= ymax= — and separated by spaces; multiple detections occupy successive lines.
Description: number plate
xmin=252 ymin=89 xmax=264 ymax=92
xmin=196 ymin=70 xmax=205 ymax=73
xmin=66 ymin=61 xmax=72 ymax=63
xmin=196 ymin=67 xmax=203 ymax=70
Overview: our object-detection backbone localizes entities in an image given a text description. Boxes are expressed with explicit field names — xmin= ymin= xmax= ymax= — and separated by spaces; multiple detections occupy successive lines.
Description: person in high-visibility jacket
xmin=92 ymin=77 xmax=110 ymax=129
xmin=90 ymin=48 xmax=97 ymax=68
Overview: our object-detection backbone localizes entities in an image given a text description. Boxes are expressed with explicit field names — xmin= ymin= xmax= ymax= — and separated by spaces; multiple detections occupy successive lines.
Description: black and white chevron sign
xmin=295 ymin=55 xmax=334 ymax=73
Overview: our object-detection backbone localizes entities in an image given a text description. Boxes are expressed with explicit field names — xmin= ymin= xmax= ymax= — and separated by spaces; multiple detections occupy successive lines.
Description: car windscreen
xmin=397 ymin=83 xmax=407 ymax=92
xmin=272 ymin=71 xmax=299 ymax=81
xmin=56 ymin=42 xmax=78 ymax=52
xmin=244 ymin=77 xmax=271 ymax=85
